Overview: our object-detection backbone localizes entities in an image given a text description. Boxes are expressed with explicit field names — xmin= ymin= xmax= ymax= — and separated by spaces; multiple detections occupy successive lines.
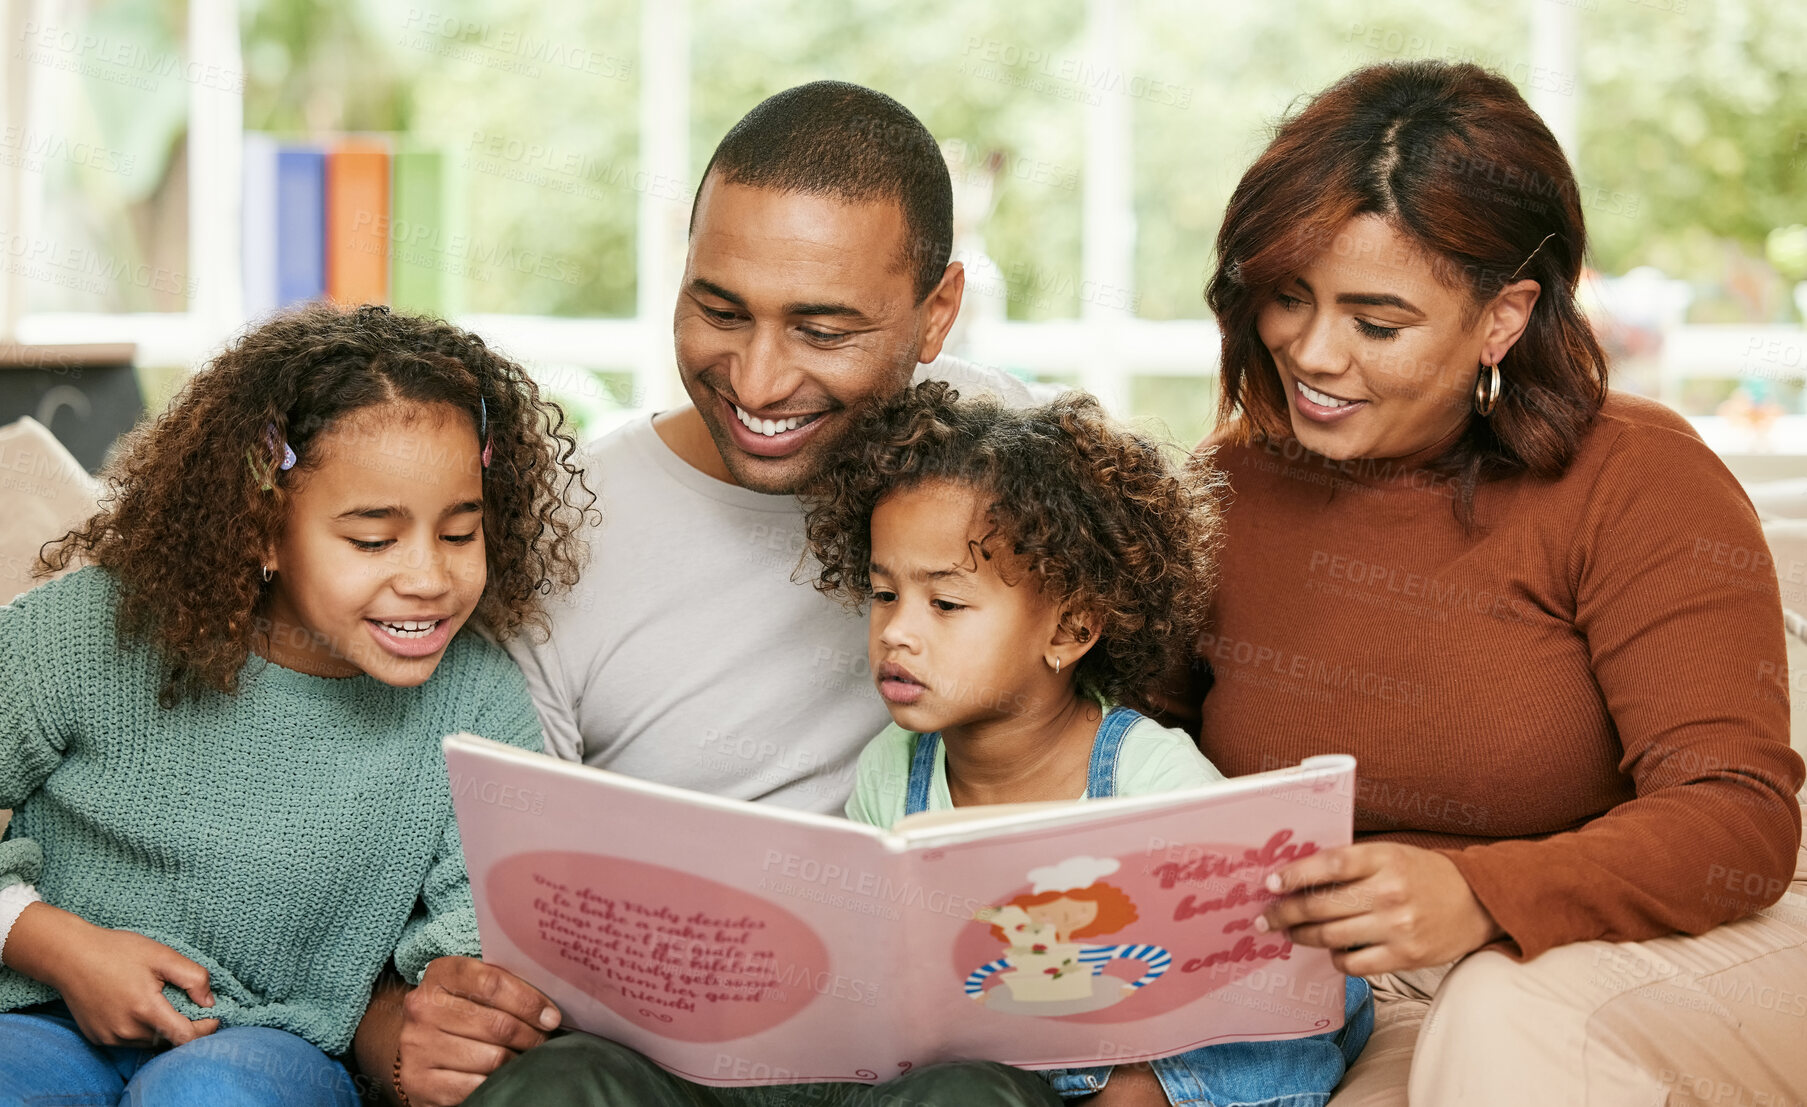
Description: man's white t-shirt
xmin=506 ymin=358 xmax=1051 ymax=814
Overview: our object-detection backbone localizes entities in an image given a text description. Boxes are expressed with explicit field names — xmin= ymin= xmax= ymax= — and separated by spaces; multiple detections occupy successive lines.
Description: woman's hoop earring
xmin=262 ymin=565 xmax=273 ymax=583
xmin=1051 ymin=657 xmax=1061 ymax=674
xmin=1474 ymin=362 xmax=1502 ymax=417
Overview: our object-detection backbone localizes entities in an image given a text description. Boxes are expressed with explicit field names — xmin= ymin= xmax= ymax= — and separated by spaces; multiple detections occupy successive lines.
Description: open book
xmin=445 ymin=734 xmax=1356 ymax=1087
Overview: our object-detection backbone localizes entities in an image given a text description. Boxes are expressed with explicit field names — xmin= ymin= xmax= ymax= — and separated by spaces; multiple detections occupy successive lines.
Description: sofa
xmin=3 ymin=415 xmax=1806 ymax=1101
xmin=0 ymin=415 xmax=95 ymax=610
xmin=0 ymin=416 xmax=97 ymax=841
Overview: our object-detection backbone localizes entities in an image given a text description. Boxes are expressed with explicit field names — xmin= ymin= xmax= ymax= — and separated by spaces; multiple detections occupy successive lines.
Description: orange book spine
xmin=325 ymin=140 xmax=391 ymax=306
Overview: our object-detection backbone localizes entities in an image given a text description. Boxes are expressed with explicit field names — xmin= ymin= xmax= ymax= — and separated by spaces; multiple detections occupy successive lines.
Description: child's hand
xmin=5 ymin=903 xmax=220 ymax=1047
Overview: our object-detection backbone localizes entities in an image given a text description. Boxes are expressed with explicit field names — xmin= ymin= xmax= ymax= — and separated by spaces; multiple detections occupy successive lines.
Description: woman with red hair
xmin=1190 ymin=60 xmax=1807 ymax=1104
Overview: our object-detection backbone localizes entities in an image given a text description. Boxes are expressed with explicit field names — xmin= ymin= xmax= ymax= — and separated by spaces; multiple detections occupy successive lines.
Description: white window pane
xmin=16 ymin=1 xmax=194 ymax=313
xmin=1129 ymin=0 xmax=1527 ymax=321
xmin=690 ymin=0 xmax=1088 ymax=322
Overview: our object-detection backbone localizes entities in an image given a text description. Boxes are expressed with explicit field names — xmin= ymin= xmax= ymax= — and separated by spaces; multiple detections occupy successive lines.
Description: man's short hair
xmin=693 ymin=80 xmax=953 ymax=303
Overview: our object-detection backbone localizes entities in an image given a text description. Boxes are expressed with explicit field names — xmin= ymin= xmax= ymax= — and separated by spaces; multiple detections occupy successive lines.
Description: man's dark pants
xmin=462 ymin=1034 xmax=1062 ymax=1106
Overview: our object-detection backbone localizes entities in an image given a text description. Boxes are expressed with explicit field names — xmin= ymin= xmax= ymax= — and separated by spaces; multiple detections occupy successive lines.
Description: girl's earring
xmin=1050 ymin=657 xmax=1061 ymax=674
xmin=262 ymin=565 xmax=274 ymax=583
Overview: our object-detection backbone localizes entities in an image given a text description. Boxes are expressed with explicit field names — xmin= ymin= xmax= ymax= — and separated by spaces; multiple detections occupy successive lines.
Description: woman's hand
xmin=1257 ymin=842 xmax=1505 ymax=976
xmin=3 ymin=902 xmax=220 ymax=1046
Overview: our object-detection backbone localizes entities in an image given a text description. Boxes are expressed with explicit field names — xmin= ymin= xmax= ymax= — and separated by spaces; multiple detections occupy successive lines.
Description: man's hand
xmin=1257 ymin=842 xmax=1505 ymax=976
xmin=381 ymin=957 xmax=560 ymax=1107
xmin=3 ymin=902 xmax=220 ymax=1047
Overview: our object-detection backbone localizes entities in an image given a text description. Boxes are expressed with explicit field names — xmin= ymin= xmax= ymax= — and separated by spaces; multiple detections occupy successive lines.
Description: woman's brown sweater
xmin=1199 ymin=392 xmax=1805 ymax=960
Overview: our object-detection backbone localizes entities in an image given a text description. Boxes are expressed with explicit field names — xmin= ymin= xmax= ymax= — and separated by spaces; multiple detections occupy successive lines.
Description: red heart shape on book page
xmin=488 ymin=852 xmax=830 ymax=1043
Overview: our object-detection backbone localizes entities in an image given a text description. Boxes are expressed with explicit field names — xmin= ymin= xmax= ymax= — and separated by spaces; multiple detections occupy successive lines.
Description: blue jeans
xmin=1046 ymin=976 xmax=1375 ymax=1105
xmin=0 ymin=1001 xmax=360 ymax=1107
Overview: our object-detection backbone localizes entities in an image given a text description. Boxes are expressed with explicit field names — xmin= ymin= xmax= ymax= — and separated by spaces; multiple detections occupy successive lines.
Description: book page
xmin=448 ymin=737 xmax=913 ymax=1084
xmin=890 ymin=776 xmax=1354 ymax=1071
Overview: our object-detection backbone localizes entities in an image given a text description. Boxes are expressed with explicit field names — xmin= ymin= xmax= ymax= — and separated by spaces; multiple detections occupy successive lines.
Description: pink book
xmin=444 ymin=734 xmax=1356 ymax=1087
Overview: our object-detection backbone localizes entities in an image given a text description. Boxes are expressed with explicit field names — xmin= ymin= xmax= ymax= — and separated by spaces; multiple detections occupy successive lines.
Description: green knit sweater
xmin=0 ymin=567 xmax=545 ymax=1054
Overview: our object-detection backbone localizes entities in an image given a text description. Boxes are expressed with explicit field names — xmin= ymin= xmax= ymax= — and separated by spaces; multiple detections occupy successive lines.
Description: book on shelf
xmin=241 ymin=132 xmax=279 ymax=319
xmin=247 ymin=137 xmax=469 ymax=315
xmin=390 ymin=148 xmax=465 ymax=317
xmin=272 ymin=144 xmax=327 ymax=307
xmin=324 ymin=139 xmax=390 ymax=306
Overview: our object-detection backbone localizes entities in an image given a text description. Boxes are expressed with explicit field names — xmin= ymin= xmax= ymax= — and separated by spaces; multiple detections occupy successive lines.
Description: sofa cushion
xmin=0 ymin=416 xmax=98 ymax=606
xmin=1748 ymin=478 xmax=1807 ymax=522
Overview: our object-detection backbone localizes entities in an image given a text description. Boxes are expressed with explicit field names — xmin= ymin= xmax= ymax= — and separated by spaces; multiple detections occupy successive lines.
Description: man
xmin=353 ymin=82 xmax=1058 ymax=1107
xmin=510 ymin=82 xmax=1045 ymax=812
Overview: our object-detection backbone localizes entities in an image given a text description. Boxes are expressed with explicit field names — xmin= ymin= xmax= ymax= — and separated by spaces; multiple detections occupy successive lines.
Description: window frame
xmin=0 ymin=0 xmax=1792 ymax=451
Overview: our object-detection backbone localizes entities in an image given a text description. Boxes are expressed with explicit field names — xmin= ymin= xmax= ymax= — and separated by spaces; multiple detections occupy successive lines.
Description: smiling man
xmin=515 ymin=82 xmax=1045 ymax=810
xmin=355 ymin=83 xmax=1057 ymax=1107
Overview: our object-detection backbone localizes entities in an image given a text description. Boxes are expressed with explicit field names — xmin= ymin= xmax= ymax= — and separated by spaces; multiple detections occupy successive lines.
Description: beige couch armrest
xmin=0 ymin=416 xmax=99 ymax=606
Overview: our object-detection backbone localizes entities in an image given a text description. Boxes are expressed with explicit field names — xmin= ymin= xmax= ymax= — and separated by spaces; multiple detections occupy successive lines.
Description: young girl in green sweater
xmin=802 ymin=382 xmax=1373 ymax=1107
xmin=0 ymin=304 xmax=592 ymax=1106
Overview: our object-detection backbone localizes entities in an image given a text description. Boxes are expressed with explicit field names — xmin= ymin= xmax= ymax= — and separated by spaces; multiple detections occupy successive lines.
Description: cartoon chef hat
xmin=1027 ymin=855 xmax=1121 ymax=895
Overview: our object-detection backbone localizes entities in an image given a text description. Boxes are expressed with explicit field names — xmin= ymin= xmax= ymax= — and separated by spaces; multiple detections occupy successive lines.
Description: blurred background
xmin=3 ymin=0 xmax=1805 ymax=459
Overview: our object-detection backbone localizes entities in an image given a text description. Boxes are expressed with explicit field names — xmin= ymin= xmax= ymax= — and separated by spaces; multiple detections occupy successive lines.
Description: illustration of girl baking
xmin=967 ymin=857 xmax=1168 ymax=1012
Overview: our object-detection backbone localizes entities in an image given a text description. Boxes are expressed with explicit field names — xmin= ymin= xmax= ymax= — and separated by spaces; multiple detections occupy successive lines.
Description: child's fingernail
xmin=1265 ymin=873 xmax=1283 ymax=893
xmin=539 ymin=1008 xmax=560 ymax=1030
xmin=1253 ymin=915 xmax=1270 ymax=934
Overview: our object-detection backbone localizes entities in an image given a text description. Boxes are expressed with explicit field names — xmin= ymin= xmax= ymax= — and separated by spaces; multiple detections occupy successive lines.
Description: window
xmin=8 ymin=0 xmax=1803 ymax=452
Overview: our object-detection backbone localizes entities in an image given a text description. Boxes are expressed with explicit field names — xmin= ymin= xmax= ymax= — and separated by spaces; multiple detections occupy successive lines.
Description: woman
xmin=1193 ymin=60 xmax=1807 ymax=1105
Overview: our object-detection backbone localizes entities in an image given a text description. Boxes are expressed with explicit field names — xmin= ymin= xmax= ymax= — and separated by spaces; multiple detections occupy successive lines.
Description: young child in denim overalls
xmin=804 ymin=381 xmax=1373 ymax=1107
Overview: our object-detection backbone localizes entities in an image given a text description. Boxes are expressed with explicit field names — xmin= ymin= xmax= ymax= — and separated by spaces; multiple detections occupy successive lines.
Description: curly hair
xmin=992 ymin=883 xmax=1140 ymax=942
xmin=802 ymin=380 xmax=1225 ymax=710
xmin=39 ymin=302 xmax=598 ymax=705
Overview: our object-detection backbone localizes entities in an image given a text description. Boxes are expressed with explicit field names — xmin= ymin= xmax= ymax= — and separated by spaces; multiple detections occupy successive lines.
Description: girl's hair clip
xmin=249 ymin=424 xmax=296 ymax=492
xmin=266 ymin=424 xmax=296 ymax=471
xmin=479 ymin=396 xmax=492 ymax=469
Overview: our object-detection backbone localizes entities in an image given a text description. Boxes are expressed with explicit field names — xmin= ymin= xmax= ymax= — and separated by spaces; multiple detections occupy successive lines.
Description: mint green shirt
xmin=0 ymin=567 xmax=545 ymax=1053
xmin=844 ymin=706 xmax=1226 ymax=828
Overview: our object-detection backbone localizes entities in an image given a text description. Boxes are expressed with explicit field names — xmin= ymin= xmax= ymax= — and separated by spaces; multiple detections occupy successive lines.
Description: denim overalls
xmin=904 ymin=706 xmax=1374 ymax=1106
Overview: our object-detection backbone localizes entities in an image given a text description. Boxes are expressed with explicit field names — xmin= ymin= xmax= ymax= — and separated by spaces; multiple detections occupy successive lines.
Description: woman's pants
xmin=1329 ymin=834 xmax=1807 ymax=1106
